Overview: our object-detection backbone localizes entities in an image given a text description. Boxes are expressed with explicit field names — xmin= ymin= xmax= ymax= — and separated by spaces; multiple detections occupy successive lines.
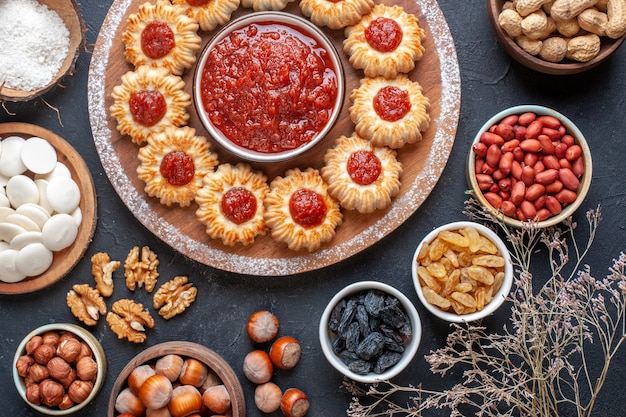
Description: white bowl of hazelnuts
xmin=12 ymin=323 xmax=106 ymax=415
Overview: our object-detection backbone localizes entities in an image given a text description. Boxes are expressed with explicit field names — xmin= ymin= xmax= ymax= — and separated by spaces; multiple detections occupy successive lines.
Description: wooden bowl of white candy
xmin=0 ymin=0 xmax=85 ymax=102
xmin=0 ymin=123 xmax=96 ymax=294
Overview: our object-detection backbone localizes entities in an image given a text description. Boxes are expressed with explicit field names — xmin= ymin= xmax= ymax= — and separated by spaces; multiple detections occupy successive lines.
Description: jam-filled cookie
xmin=137 ymin=125 xmax=219 ymax=207
xmin=343 ymin=4 xmax=425 ymax=79
xmin=195 ymin=163 xmax=269 ymax=246
xmin=264 ymin=168 xmax=342 ymax=252
xmin=110 ymin=66 xmax=192 ymax=145
xmin=123 ymin=0 xmax=202 ymax=75
xmin=300 ymin=0 xmax=374 ymax=29
xmin=241 ymin=0 xmax=294 ymax=11
xmin=171 ymin=0 xmax=240 ymax=31
xmin=322 ymin=133 xmax=403 ymax=213
xmin=349 ymin=75 xmax=430 ymax=149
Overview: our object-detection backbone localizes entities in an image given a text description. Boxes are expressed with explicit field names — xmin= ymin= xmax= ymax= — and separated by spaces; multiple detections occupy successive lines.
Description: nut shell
xmin=115 ymin=387 xmax=146 ymax=416
xmin=127 ymin=364 xmax=156 ymax=394
xmin=138 ymin=374 xmax=173 ymax=409
xmin=202 ymin=384 xmax=231 ymax=414
xmin=178 ymin=358 xmax=207 ymax=387
xmin=155 ymin=354 xmax=184 ymax=382
xmin=168 ymin=384 xmax=203 ymax=417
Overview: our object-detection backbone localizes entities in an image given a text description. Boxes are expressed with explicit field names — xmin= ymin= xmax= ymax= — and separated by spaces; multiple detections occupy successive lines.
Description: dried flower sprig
xmin=345 ymin=201 xmax=626 ymax=417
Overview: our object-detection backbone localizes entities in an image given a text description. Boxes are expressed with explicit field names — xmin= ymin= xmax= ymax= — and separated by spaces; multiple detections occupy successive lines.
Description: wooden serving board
xmin=0 ymin=123 xmax=97 ymax=294
xmin=88 ymin=0 xmax=460 ymax=276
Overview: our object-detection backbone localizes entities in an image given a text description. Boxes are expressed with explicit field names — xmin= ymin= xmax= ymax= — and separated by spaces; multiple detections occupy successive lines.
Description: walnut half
xmin=91 ymin=252 xmax=120 ymax=297
xmin=66 ymin=284 xmax=107 ymax=326
xmin=153 ymin=276 xmax=197 ymax=320
xmin=106 ymin=299 xmax=155 ymax=343
xmin=124 ymin=246 xmax=159 ymax=292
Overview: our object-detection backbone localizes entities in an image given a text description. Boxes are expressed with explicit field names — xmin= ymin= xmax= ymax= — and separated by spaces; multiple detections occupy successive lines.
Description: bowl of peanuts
xmin=412 ymin=221 xmax=514 ymax=323
xmin=468 ymin=105 xmax=592 ymax=228
xmin=486 ymin=0 xmax=626 ymax=74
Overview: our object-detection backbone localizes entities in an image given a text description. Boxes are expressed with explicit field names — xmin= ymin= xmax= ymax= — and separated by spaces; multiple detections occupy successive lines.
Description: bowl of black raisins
xmin=319 ymin=281 xmax=422 ymax=383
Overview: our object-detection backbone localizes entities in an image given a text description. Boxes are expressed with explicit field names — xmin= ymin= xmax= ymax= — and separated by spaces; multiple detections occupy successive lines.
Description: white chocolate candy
xmin=15 ymin=243 xmax=54 ymax=277
xmin=10 ymin=231 xmax=43 ymax=250
xmin=71 ymin=206 xmax=82 ymax=227
xmin=34 ymin=179 xmax=54 ymax=214
xmin=0 ymin=136 xmax=27 ymax=177
xmin=34 ymin=161 xmax=71 ymax=180
xmin=16 ymin=203 xmax=50 ymax=229
xmin=0 ymin=249 xmax=26 ymax=283
xmin=6 ymin=175 xmax=39 ymax=208
xmin=0 ymin=174 xmax=8 ymax=187
xmin=0 ymin=241 xmax=9 ymax=252
xmin=0 ymin=193 xmax=10 ymax=208
xmin=42 ymin=213 xmax=78 ymax=251
xmin=0 ymin=207 xmax=15 ymax=222
xmin=0 ymin=222 xmax=27 ymax=243
xmin=46 ymin=176 xmax=80 ymax=214
xmin=21 ymin=137 xmax=58 ymax=175
xmin=5 ymin=213 xmax=40 ymax=232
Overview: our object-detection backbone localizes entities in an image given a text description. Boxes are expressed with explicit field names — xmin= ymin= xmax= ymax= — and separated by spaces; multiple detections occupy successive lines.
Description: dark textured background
xmin=1 ymin=0 xmax=625 ymax=415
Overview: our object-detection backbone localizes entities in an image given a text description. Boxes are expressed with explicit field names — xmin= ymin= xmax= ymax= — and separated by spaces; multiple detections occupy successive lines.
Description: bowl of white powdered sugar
xmin=0 ymin=0 xmax=85 ymax=102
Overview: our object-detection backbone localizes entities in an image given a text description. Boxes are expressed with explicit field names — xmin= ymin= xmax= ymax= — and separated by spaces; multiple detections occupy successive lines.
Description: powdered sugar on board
xmin=88 ymin=0 xmax=460 ymax=276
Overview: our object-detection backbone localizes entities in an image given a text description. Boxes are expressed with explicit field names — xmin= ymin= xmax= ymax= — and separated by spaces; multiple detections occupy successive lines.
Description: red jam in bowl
xmin=199 ymin=20 xmax=339 ymax=154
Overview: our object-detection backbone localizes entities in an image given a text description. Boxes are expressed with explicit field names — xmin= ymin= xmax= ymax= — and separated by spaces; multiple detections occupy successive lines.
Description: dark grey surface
xmin=1 ymin=1 xmax=625 ymax=416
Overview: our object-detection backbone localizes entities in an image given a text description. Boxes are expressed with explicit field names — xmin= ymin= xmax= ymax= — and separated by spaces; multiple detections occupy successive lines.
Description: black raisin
xmin=356 ymin=332 xmax=386 ymax=360
xmin=332 ymin=335 xmax=345 ymax=354
xmin=364 ymin=290 xmax=386 ymax=316
xmin=355 ymin=304 xmax=370 ymax=337
xmin=345 ymin=321 xmax=361 ymax=353
xmin=337 ymin=299 xmax=357 ymax=335
xmin=329 ymin=298 xmax=347 ymax=332
xmin=340 ymin=350 xmax=359 ymax=365
xmin=348 ymin=359 xmax=372 ymax=375
xmin=374 ymin=351 xmax=402 ymax=374
xmin=379 ymin=303 xmax=407 ymax=328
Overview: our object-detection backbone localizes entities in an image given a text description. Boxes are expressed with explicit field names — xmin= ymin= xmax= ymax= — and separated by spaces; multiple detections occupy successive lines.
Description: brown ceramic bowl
xmin=107 ymin=341 xmax=245 ymax=417
xmin=467 ymin=105 xmax=592 ymax=228
xmin=0 ymin=0 xmax=85 ymax=101
xmin=13 ymin=323 xmax=107 ymax=415
xmin=486 ymin=0 xmax=626 ymax=74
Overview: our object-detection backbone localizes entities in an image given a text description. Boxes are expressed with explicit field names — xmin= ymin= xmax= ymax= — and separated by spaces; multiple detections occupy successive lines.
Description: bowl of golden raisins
xmin=411 ymin=221 xmax=513 ymax=323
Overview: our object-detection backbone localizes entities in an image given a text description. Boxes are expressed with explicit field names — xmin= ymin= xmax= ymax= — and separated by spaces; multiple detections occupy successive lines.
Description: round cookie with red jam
xmin=264 ymin=168 xmax=342 ymax=252
xmin=322 ymin=133 xmax=403 ymax=213
xmin=110 ymin=66 xmax=191 ymax=145
xmin=137 ymin=126 xmax=219 ymax=207
xmin=123 ymin=0 xmax=202 ymax=75
xmin=343 ymin=4 xmax=426 ymax=79
xmin=349 ymin=75 xmax=430 ymax=149
xmin=300 ymin=0 xmax=374 ymax=30
xmin=195 ymin=163 xmax=269 ymax=246
xmin=171 ymin=0 xmax=240 ymax=32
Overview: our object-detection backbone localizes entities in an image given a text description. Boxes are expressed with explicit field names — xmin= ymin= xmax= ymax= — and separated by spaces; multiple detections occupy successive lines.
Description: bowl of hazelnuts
xmin=12 ymin=323 xmax=106 ymax=415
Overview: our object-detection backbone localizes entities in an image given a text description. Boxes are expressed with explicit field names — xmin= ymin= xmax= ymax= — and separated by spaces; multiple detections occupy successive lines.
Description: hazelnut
xmin=280 ymin=388 xmax=310 ymax=417
xmin=155 ymin=354 xmax=184 ymax=382
xmin=33 ymin=343 xmax=56 ymax=365
xmin=47 ymin=357 xmax=72 ymax=381
xmin=200 ymin=369 xmax=222 ymax=391
xmin=242 ymin=350 xmax=273 ymax=384
xmin=76 ymin=356 xmax=98 ymax=381
xmin=269 ymin=336 xmax=301 ymax=370
xmin=202 ymin=384 xmax=230 ymax=414
xmin=254 ymin=382 xmax=282 ymax=413
xmin=246 ymin=310 xmax=280 ymax=343
xmin=115 ymin=388 xmax=146 ymax=416
xmin=25 ymin=383 xmax=41 ymax=405
xmin=138 ymin=374 xmax=173 ymax=410
xmin=15 ymin=355 xmax=35 ymax=378
xmin=25 ymin=335 xmax=43 ymax=355
xmin=179 ymin=358 xmax=208 ymax=387
xmin=59 ymin=394 xmax=75 ymax=410
xmin=78 ymin=342 xmax=93 ymax=360
xmin=58 ymin=368 xmax=77 ymax=389
xmin=57 ymin=338 xmax=82 ymax=363
xmin=128 ymin=364 xmax=156 ymax=394
xmin=39 ymin=379 xmax=65 ymax=407
xmin=68 ymin=379 xmax=93 ymax=403
xmin=41 ymin=331 xmax=60 ymax=348
xmin=168 ymin=385 xmax=203 ymax=417
xmin=28 ymin=363 xmax=50 ymax=383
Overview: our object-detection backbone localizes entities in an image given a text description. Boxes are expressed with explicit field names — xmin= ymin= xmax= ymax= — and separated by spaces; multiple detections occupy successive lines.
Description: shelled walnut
xmin=66 ymin=284 xmax=107 ymax=327
xmin=153 ymin=276 xmax=197 ymax=319
xmin=106 ymin=299 xmax=155 ymax=343
xmin=91 ymin=252 xmax=120 ymax=297
xmin=124 ymin=246 xmax=159 ymax=292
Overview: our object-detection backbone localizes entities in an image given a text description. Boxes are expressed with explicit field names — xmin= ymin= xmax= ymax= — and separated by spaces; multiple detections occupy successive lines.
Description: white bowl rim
xmin=319 ymin=280 xmax=422 ymax=383
xmin=411 ymin=221 xmax=514 ymax=323
xmin=467 ymin=104 xmax=593 ymax=229
xmin=193 ymin=11 xmax=345 ymax=163
xmin=12 ymin=323 xmax=106 ymax=415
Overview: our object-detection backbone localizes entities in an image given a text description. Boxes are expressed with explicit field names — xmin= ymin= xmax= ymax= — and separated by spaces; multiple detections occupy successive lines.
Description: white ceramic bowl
xmin=13 ymin=323 xmax=106 ymax=415
xmin=467 ymin=105 xmax=592 ymax=228
xmin=319 ymin=281 xmax=422 ymax=383
xmin=193 ymin=11 xmax=345 ymax=163
xmin=411 ymin=221 xmax=513 ymax=323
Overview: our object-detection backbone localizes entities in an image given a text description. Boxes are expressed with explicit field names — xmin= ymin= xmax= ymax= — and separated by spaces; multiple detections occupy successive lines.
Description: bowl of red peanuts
xmin=468 ymin=105 xmax=592 ymax=228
